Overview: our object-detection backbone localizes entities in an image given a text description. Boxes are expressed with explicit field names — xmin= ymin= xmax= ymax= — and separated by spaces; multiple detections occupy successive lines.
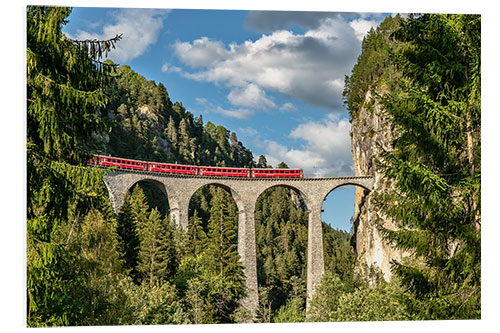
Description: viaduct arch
xmin=102 ymin=169 xmax=374 ymax=320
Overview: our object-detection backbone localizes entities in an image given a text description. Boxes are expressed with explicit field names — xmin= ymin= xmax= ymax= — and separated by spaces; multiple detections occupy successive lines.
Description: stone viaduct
xmin=102 ymin=169 xmax=373 ymax=319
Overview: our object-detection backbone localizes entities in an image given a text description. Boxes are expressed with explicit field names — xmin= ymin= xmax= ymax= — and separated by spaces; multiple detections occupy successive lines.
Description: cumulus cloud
xmin=264 ymin=114 xmax=353 ymax=177
xmin=173 ymin=37 xmax=229 ymax=67
xmin=68 ymin=8 xmax=168 ymax=63
xmin=265 ymin=140 xmax=325 ymax=170
xmin=290 ymin=113 xmax=351 ymax=158
xmin=172 ymin=13 xmax=383 ymax=111
xmin=227 ymin=83 xmax=276 ymax=109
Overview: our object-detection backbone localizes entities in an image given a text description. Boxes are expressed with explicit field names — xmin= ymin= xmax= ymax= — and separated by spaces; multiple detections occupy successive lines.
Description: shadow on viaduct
xmin=102 ymin=169 xmax=374 ymax=320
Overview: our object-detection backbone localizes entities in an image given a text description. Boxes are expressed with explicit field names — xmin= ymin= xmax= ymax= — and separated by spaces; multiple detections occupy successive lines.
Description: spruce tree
xmin=205 ymin=188 xmax=245 ymax=322
xmin=184 ymin=209 xmax=208 ymax=257
xmin=136 ymin=208 xmax=176 ymax=287
xmin=26 ymin=6 xmax=121 ymax=326
xmin=376 ymin=14 xmax=481 ymax=319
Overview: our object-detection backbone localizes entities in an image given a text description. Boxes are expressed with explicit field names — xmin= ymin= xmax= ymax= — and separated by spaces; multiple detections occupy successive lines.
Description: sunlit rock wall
xmin=350 ymin=90 xmax=406 ymax=282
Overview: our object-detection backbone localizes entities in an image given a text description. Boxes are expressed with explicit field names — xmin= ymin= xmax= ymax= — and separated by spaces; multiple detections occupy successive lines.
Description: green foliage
xmin=183 ymin=210 xmax=208 ymax=257
xmin=322 ymin=223 xmax=357 ymax=289
xmin=26 ymin=6 xmax=123 ymax=326
xmin=306 ymin=273 xmax=347 ymax=322
xmin=342 ymin=13 xmax=481 ymax=321
xmin=273 ymin=297 xmax=305 ymax=323
xmin=343 ymin=15 xmax=403 ymax=121
xmin=307 ymin=272 xmax=409 ymax=322
xmin=136 ymin=208 xmax=177 ymax=286
xmin=202 ymin=187 xmax=246 ymax=322
xmin=27 ymin=6 xmax=119 ymax=164
xmin=374 ymin=14 xmax=481 ymax=319
xmin=124 ymin=281 xmax=188 ymax=325
xmin=171 ymin=186 xmax=247 ymax=323
xmin=254 ymin=186 xmax=309 ymax=320
xmin=335 ymin=280 xmax=410 ymax=321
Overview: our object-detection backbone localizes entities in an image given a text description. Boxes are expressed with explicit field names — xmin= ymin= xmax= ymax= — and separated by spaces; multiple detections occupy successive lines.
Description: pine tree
xmin=376 ymin=14 xmax=481 ymax=319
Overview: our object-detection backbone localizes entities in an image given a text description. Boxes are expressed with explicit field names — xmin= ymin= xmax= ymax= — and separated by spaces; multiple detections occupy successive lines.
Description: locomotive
xmin=89 ymin=154 xmax=304 ymax=178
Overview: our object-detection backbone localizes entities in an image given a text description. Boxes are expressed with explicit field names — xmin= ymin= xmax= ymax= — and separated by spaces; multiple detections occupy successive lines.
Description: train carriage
xmin=199 ymin=166 xmax=250 ymax=177
xmin=252 ymin=168 xmax=303 ymax=178
xmin=149 ymin=162 xmax=198 ymax=175
xmin=90 ymin=154 xmax=304 ymax=179
xmin=98 ymin=155 xmax=148 ymax=171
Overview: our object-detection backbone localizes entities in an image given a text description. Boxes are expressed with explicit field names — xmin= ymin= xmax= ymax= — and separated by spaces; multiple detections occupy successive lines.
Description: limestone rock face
xmin=350 ymin=90 xmax=405 ymax=281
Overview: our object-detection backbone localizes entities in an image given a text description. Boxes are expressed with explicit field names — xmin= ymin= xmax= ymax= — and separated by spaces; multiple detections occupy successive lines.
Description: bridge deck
xmin=92 ymin=165 xmax=373 ymax=181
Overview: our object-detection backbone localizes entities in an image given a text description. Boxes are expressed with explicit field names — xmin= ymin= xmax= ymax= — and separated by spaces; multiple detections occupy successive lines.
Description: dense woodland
xmin=26 ymin=7 xmax=480 ymax=326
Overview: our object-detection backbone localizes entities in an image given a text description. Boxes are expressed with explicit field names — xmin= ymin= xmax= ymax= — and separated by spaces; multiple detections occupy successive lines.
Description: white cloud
xmin=68 ymin=8 xmax=168 ymax=63
xmin=263 ymin=114 xmax=353 ymax=177
xmin=172 ymin=14 xmax=384 ymax=111
xmin=161 ymin=62 xmax=182 ymax=73
xmin=214 ymin=106 xmax=254 ymax=120
xmin=349 ymin=19 xmax=379 ymax=41
xmin=227 ymin=83 xmax=276 ymax=109
xmin=265 ymin=140 xmax=325 ymax=170
xmin=290 ymin=114 xmax=351 ymax=157
xmin=173 ymin=37 xmax=228 ymax=67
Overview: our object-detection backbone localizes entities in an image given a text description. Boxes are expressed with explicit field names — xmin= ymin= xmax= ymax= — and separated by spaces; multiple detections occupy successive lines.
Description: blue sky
xmin=62 ymin=7 xmax=390 ymax=231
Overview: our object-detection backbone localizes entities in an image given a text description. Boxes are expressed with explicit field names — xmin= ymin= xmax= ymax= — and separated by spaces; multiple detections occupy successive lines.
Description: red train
xmin=89 ymin=154 xmax=303 ymax=178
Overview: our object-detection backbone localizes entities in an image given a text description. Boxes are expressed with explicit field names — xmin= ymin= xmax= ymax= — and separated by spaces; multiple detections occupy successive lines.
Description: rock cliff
xmin=350 ymin=89 xmax=405 ymax=282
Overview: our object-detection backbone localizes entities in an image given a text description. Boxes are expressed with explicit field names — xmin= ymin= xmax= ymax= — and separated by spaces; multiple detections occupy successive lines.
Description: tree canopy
xmin=376 ymin=14 xmax=481 ymax=319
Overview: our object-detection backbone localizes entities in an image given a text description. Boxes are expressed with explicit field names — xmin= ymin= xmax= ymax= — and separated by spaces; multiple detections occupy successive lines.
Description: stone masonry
xmin=102 ymin=169 xmax=374 ymax=320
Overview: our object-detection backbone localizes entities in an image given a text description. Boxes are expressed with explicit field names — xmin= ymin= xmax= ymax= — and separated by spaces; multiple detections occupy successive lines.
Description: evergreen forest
xmin=26 ymin=7 xmax=480 ymax=326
